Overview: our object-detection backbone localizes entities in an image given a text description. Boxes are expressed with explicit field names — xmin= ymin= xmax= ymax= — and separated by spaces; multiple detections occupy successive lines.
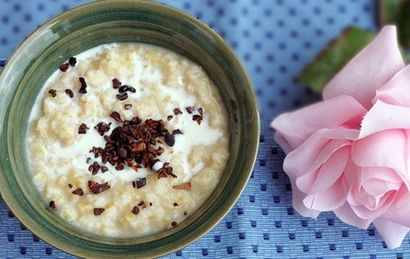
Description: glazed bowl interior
xmin=0 ymin=0 xmax=259 ymax=258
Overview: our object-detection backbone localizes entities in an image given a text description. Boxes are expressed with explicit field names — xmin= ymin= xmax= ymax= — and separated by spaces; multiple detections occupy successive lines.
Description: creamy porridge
xmin=27 ymin=43 xmax=229 ymax=237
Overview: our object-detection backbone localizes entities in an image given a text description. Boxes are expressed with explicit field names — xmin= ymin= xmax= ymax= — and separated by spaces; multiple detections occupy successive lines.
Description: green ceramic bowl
xmin=0 ymin=0 xmax=259 ymax=257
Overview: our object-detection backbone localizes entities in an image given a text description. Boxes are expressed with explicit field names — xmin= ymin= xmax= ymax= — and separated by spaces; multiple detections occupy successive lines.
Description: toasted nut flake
xmin=173 ymin=182 xmax=191 ymax=190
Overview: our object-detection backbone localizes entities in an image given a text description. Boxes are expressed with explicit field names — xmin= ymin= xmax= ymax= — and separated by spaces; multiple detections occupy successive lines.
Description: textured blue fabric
xmin=1 ymin=0 xmax=408 ymax=258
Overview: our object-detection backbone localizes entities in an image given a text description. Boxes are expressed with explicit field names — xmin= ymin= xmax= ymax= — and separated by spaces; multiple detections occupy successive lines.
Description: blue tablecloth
xmin=1 ymin=0 xmax=407 ymax=258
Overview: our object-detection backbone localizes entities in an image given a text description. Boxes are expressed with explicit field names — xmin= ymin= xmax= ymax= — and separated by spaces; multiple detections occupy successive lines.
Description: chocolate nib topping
xmin=171 ymin=221 xmax=177 ymax=227
xmin=88 ymin=181 xmax=111 ymax=194
xmin=49 ymin=200 xmax=56 ymax=209
xmin=131 ymin=206 xmax=140 ymax=215
xmin=93 ymin=208 xmax=105 ymax=215
xmin=94 ymin=122 xmax=111 ymax=136
xmin=124 ymin=104 xmax=132 ymax=110
xmin=59 ymin=63 xmax=69 ymax=72
xmin=68 ymin=57 xmax=77 ymax=67
xmin=65 ymin=89 xmax=74 ymax=98
xmin=192 ymin=114 xmax=203 ymax=125
xmin=78 ymin=123 xmax=89 ymax=134
xmin=48 ymin=89 xmax=57 ymax=97
xmin=174 ymin=108 xmax=182 ymax=115
xmin=186 ymin=106 xmax=194 ymax=114
xmin=79 ymin=77 xmax=87 ymax=94
xmin=132 ymin=178 xmax=147 ymax=189
xmin=109 ymin=111 xmax=123 ymax=122
xmin=90 ymin=115 xmax=178 ymax=178
xmin=164 ymin=132 xmax=175 ymax=146
xmin=88 ymin=162 xmax=101 ymax=175
xmin=112 ymin=78 xmax=122 ymax=89
xmin=72 ymin=188 xmax=84 ymax=196
xmin=116 ymin=92 xmax=128 ymax=101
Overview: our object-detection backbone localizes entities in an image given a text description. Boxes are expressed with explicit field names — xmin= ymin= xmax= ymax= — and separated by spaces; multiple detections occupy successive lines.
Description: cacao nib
xmin=68 ymin=57 xmax=77 ymax=67
xmin=133 ymin=178 xmax=146 ymax=189
xmin=79 ymin=77 xmax=87 ymax=94
xmin=186 ymin=106 xmax=194 ymax=114
xmin=49 ymin=200 xmax=56 ymax=210
xmin=88 ymin=181 xmax=110 ymax=194
xmin=72 ymin=188 xmax=84 ymax=196
xmin=109 ymin=111 xmax=123 ymax=122
xmin=116 ymin=92 xmax=128 ymax=101
xmin=48 ymin=89 xmax=57 ymax=97
xmin=112 ymin=78 xmax=122 ymax=89
xmin=164 ymin=132 xmax=175 ymax=146
xmin=65 ymin=89 xmax=74 ymax=98
xmin=59 ymin=63 xmax=69 ymax=72
xmin=192 ymin=114 xmax=203 ymax=125
xmin=93 ymin=208 xmax=105 ymax=215
xmin=78 ymin=123 xmax=89 ymax=134
xmin=124 ymin=104 xmax=132 ymax=110
xmin=94 ymin=122 xmax=111 ymax=136
xmin=173 ymin=108 xmax=182 ymax=115
xmin=131 ymin=206 xmax=139 ymax=215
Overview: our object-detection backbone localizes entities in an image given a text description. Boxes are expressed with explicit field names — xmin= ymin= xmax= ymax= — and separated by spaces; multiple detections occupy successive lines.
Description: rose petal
xmin=350 ymin=190 xmax=395 ymax=220
xmin=362 ymin=178 xmax=401 ymax=197
xmin=297 ymin=146 xmax=350 ymax=194
xmin=289 ymin=177 xmax=321 ymax=218
xmin=380 ymin=187 xmax=410 ymax=228
xmin=273 ymin=132 xmax=292 ymax=154
xmin=271 ymin=95 xmax=365 ymax=150
xmin=284 ymin=128 xmax=358 ymax=178
xmin=353 ymin=129 xmax=406 ymax=174
xmin=376 ymin=65 xmax=410 ymax=107
xmin=303 ymin=177 xmax=347 ymax=211
xmin=323 ymin=26 xmax=405 ymax=109
xmin=333 ymin=202 xmax=371 ymax=229
xmin=360 ymin=101 xmax=410 ymax=139
xmin=373 ymin=218 xmax=409 ymax=249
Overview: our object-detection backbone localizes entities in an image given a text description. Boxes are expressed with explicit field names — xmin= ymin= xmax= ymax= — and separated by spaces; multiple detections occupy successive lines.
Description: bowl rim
xmin=0 ymin=0 xmax=260 ymax=257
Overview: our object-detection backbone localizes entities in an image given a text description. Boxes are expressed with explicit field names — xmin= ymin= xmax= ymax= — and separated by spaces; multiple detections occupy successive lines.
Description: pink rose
xmin=271 ymin=26 xmax=410 ymax=249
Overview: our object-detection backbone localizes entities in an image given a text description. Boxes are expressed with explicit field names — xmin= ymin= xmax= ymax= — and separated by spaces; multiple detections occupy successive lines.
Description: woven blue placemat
xmin=1 ymin=0 xmax=408 ymax=258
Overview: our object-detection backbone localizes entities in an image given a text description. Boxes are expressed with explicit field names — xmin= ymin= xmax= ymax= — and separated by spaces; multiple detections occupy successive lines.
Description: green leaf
xmin=298 ymin=27 xmax=375 ymax=93
xmin=377 ymin=0 xmax=410 ymax=48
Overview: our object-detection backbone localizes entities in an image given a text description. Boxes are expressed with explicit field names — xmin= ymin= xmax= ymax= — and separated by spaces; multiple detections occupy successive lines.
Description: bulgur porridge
xmin=26 ymin=43 xmax=229 ymax=237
